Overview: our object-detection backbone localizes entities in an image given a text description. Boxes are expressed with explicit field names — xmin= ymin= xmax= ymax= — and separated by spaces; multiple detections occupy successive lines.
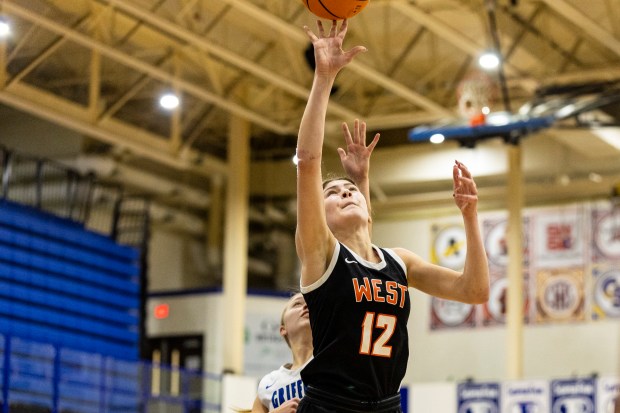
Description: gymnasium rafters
xmin=1 ymin=0 xmax=620 ymax=225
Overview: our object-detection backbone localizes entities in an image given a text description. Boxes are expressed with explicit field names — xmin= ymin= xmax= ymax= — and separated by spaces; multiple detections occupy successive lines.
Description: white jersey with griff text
xmin=257 ymin=358 xmax=311 ymax=410
xmin=300 ymin=242 xmax=411 ymax=400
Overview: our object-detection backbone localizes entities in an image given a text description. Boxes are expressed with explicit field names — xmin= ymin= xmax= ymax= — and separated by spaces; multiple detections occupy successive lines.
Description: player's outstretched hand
xmin=303 ymin=19 xmax=367 ymax=78
xmin=452 ymin=160 xmax=478 ymax=217
xmin=338 ymin=119 xmax=380 ymax=183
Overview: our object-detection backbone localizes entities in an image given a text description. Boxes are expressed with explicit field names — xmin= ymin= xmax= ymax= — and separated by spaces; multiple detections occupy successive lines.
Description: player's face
xmin=281 ymin=293 xmax=310 ymax=341
xmin=323 ymin=179 xmax=369 ymax=229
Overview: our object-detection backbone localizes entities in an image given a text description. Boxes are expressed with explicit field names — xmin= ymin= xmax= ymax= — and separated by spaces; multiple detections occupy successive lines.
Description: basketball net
xmin=457 ymin=71 xmax=498 ymax=126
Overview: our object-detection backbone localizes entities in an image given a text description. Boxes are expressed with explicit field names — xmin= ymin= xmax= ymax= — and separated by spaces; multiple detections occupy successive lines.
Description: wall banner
xmin=550 ymin=377 xmax=596 ymax=413
xmin=244 ymin=312 xmax=291 ymax=378
xmin=501 ymin=379 xmax=549 ymax=413
xmin=597 ymin=376 xmax=619 ymax=413
xmin=457 ymin=381 xmax=500 ymax=413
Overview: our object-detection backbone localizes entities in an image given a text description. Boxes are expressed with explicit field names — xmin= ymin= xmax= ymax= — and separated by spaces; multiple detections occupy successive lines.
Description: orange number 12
xmin=359 ymin=312 xmax=397 ymax=357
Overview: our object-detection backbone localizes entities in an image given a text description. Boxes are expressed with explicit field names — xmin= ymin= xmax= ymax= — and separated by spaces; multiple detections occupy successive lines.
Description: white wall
xmin=372 ymin=215 xmax=620 ymax=384
xmin=146 ymin=207 xmax=620 ymax=385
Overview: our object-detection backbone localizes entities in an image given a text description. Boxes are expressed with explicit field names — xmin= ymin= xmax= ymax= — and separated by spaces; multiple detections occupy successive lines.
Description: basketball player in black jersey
xmin=295 ymin=20 xmax=490 ymax=412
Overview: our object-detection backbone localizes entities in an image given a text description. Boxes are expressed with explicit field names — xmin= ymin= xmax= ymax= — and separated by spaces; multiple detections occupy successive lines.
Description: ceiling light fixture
xmin=159 ymin=93 xmax=180 ymax=110
xmin=429 ymin=133 xmax=445 ymax=144
xmin=0 ymin=18 xmax=11 ymax=38
xmin=478 ymin=52 xmax=500 ymax=70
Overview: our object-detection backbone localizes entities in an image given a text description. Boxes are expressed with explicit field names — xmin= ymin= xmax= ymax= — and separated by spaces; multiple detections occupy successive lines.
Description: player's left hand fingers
xmin=341 ymin=122 xmax=353 ymax=146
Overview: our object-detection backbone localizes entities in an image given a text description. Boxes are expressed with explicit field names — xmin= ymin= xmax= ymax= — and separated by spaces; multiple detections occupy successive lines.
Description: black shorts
xmin=297 ymin=386 xmax=403 ymax=413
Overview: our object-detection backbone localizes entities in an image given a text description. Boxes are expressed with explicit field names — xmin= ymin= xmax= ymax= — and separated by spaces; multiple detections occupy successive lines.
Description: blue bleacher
xmin=0 ymin=262 xmax=139 ymax=309
xmin=0 ymin=227 xmax=139 ymax=277
xmin=0 ymin=200 xmax=138 ymax=261
xmin=0 ymin=244 xmax=138 ymax=294
xmin=0 ymin=200 xmax=141 ymax=362
xmin=0 ymin=280 xmax=137 ymax=325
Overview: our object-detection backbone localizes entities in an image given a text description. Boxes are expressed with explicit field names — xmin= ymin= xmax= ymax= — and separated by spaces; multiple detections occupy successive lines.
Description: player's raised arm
xmin=295 ymin=20 xmax=366 ymax=287
xmin=401 ymin=160 xmax=489 ymax=304
xmin=338 ymin=119 xmax=379 ymax=234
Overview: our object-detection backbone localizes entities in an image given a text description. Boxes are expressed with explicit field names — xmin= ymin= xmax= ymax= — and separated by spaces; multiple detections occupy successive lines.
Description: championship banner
xmin=535 ymin=267 xmax=585 ymax=323
xmin=597 ymin=376 xmax=620 ymax=413
xmin=550 ymin=377 xmax=596 ymax=413
xmin=430 ymin=296 xmax=476 ymax=330
xmin=457 ymin=381 xmax=500 ymax=413
xmin=591 ymin=205 xmax=620 ymax=262
xmin=430 ymin=221 xmax=476 ymax=329
xmin=431 ymin=222 xmax=467 ymax=270
xmin=592 ymin=265 xmax=620 ymax=320
xmin=482 ymin=271 xmax=530 ymax=326
xmin=532 ymin=207 xmax=587 ymax=269
xmin=501 ymin=379 xmax=549 ymax=413
xmin=482 ymin=215 xmax=530 ymax=271
xmin=244 ymin=312 xmax=291 ymax=378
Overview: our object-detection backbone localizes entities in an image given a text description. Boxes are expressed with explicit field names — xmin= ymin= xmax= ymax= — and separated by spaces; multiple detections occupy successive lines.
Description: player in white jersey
xmin=251 ymin=293 xmax=313 ymax=413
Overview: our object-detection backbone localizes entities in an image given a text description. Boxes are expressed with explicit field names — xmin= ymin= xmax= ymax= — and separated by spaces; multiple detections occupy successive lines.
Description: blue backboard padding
xmin=409 ymin=116 xmax=554 ymax=142
xmin=0 ymin=262 xmax=139 ymax=308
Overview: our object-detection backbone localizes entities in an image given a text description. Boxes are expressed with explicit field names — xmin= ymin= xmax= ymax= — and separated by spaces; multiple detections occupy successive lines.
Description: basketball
xmin=301 ymin=0 xmax=369 ymax=20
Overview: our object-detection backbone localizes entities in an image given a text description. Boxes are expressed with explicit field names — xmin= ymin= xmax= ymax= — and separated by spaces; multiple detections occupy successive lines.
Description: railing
xmin=0 ymin=145 xmax=148 ymax=245
xmin=0 ymin=335 xmax=221 ymax=413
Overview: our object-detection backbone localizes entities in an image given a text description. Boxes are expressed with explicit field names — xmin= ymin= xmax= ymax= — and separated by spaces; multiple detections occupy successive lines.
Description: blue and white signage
xmin=502 ymin=380 xmax=549 ymax=413
xmin=457 ymin=382 xmax=500 ymax=413
xmin=551 ymin=378 xmax=595 ymax=413
xmin=597 ymin=376 xmax=619 ymax=413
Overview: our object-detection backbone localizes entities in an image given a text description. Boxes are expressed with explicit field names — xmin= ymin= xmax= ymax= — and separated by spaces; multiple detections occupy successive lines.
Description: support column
xmin=207 ymin=174 xmax=224 ymax=278
xmin=222 ymin=115 xmax=250 ymax=373
xmin=506 ymin=143 xmax=524 ymax=379
xmin=88 ymin=49 xmax=101 ymax=121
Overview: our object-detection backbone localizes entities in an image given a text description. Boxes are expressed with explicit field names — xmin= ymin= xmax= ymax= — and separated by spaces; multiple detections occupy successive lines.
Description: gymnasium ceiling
xmin=1 ymin=0 xmax=620 ymax=228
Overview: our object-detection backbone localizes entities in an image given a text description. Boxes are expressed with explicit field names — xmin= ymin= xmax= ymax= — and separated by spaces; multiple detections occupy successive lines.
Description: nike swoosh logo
xmin=345 ymin=258 xmax=358 ymax=264
xmin=265 ymin=382 xmax=276 ymax=389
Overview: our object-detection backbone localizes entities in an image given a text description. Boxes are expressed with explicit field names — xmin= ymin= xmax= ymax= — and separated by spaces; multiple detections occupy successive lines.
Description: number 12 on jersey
xmin=359 ymin=312 xmax=396 ymax=357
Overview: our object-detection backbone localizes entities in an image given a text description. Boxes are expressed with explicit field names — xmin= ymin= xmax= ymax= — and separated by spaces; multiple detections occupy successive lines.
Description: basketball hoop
xmin=457 ymin=71 xmax=499 ymax=126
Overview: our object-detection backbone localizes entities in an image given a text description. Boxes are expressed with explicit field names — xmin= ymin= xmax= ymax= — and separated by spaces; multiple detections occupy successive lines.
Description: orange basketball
xmin=301 ymin=0 xmax=369 ymax=20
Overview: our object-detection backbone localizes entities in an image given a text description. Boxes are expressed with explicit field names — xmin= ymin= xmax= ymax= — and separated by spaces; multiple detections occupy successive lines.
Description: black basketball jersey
xmin=300 ymin=242 xmax=411 ymax=400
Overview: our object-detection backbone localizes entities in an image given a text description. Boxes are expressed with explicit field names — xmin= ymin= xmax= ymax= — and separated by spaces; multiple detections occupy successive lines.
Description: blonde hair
xmin=280 ymin=291 xmax=303 ymax=348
